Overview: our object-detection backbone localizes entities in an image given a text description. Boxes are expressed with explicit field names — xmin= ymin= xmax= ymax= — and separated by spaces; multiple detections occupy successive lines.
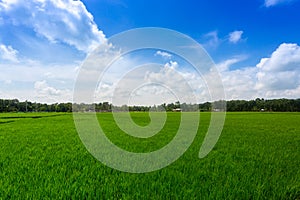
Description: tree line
xmin=226 ymin=98 xmax=300 ymax=112
xmin=0 ymin=99 xmax=72 ymax=112
xmin=0 ymin=98 xmax=300 ymax=113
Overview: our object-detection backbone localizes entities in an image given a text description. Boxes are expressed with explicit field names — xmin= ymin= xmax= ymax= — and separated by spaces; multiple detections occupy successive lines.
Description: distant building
xmin=172 ymin=108 xmax=182 ymax=112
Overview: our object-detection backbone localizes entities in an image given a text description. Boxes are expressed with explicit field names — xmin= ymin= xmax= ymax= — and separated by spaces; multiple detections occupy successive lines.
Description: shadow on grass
xmin=0 ymin=114 xmax=66 ymax=120
xmin=0 ymin=120 xmax=15 ymax=124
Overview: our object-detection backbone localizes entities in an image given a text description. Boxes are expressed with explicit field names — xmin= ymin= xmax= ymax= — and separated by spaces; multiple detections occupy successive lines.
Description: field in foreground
xmin=0 ymin=112 xmax=299 ymax=199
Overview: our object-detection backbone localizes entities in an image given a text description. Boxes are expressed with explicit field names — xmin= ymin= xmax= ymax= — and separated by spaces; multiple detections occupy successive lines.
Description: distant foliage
xmin=0 ymin=98 xmax=299 ymax=112
xmin=226 ymin=98 xmax=300 ymax=112
xmin=0 ymin=99 xmax=72 ymax=112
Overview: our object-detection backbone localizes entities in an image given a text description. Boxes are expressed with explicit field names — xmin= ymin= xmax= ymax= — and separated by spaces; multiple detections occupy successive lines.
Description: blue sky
xmin=82 ymin=0 xmax=300 ymax=63
xmin=0 ymin=0 xmax=300 ymax=103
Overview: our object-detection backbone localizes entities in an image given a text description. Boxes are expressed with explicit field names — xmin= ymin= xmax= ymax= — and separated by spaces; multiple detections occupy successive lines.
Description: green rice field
xmin=0 ymin=112 xmax=299 ymax=199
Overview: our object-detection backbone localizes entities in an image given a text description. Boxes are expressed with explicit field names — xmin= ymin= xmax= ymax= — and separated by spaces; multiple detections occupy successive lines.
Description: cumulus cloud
xmin=34 ymin=80 xmax=62 ymax=96
xmin=0 ymin=59 xmax=78 ymax=103
xmin=219 ymin=65 xmax=258 ymax=100
xmin=214 ymin=56 xmax=257 ymax=100
xmin=155 ymin=51 xmax=172 ymax=59
xmin=34 ymin=80 xmax=72 ymax=102
xmin=0 ymin=0 xmax=106 ymax=53
xmin=229 ymin=31 xmax=243 ymax=44
xmin=77 ymin=42 xmax=300 ymax=104
xmin=164 ymin=61 xmax=178 ymax=69
xmin=217 ymin=43 xmax=300 ymax=100
xmin=93 ymin=59 xmax=211 ymax=105
xmin=97 ymin=63 xmax=186 ymax=105
xmin=0 ymin=0 xmax=106 ymax=103
xmin=143 ymin=63 xmax=200 ymax=104
xmin=255 ymin=43 xmax=300 ymax=94
xmin=0 ymin=44 xmax=19 ymax=62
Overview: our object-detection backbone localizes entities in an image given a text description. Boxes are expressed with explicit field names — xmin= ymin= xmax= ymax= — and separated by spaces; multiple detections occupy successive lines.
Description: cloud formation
xmin=219 ymin=64 xmax=258 ymax=100
xmin=4 ymin=42 xmax=298 ymax=103
xmin=216 ymin=57 xmax=245 ymax=72
xmin=0 ymin=58 xmax=78 ymax=103
xmin=218 ymin=43 xmax=300 ymax=100
xmin=0 ymin=44 xmax=18 ymax=62
xmin=255 ymin=43 xmax=300 ymax=96
xmin=265 ymin=0 xmax=282 ymax=7
xmin=34 ymin=80 xmax=72 ymax=102
xmin=0 ymin=0 xmax=106 ymax=103
xmin=203 ymin=30 xmax=244 ymax=47
xmin=0 ymin=1 xmax=299 ymax=104
xmin=229 ymin=31 xmax=243 ymax=44
xmin=34 ymin=80 xmax=62 ymax=96
xmin=164 ymin=61 xmax=178 ymax=70
xmin=203 ymin=31 xmax=220 ymax=48
xmin=0 ymin=0 xmax=106 ymax=53
xmin=155 ymin=51 xmax=172 ymax=59
xmin=264 ymin=0 xmax=296 ymax=7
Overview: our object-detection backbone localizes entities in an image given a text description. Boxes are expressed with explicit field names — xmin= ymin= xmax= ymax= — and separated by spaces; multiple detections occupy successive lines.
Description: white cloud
xmin=34 ymin=80 xmax=61 ymax=96
xmin=155 ymin=51 xmax=172 ymax=59
xmin=202 ymin=31 xmax=220 ymax=48
xmin=1 ymin=0 xmax=299 ymax=106
xmin=216 ymin=57 xmax=245 ymax=72
xmin=255 ymin=43 xmax=300 ymax=95
xmin=217 ymin=43 xmax=300 ymax=100
xmin=93 ymin=58 xmax=210 ymax=105
xmin=0 ymin=44 xmax=19 ymax=62
xmin=76 ymin=42 xmax=300 ymax=105
xmin=0 ymin=0 xmax=19 ymax=10
xmin=0 ymin=0 xmax=106 ymax=53
xmin=0 ymin=0 xmax=106 ymax=103
xmin=34 ymin=80 xmax=72 ymax=103
xmin=0 ymin=61 xmax=78 ymax=83
xmin=143 ymin=63 xmax=201 ymax=104
xmin=203 ymin=30 xmax=244 ymax=47
xmin=220 ymin=65 xmax=258 ymax=100
xmin=0 ymin=58 xmax=79 ymax=103
xmin=215 ymin=56 xmax=257 ymax=100
xmin=164 ymin=61 xmax=178 ymax=70
xmin=229 ymin=31 xmax=243 ymax=44
xmin=264 ymin=0 xmax=296 ymax=7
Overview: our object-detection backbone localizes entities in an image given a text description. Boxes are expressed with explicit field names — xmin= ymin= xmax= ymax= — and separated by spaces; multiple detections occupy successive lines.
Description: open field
xmin=0 ymin=112 xmax=299 ymax=199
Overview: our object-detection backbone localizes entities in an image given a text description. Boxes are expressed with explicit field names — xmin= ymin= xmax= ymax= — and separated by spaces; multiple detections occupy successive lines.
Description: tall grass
xmin=0 ymin=112 xmax=299 ymax=199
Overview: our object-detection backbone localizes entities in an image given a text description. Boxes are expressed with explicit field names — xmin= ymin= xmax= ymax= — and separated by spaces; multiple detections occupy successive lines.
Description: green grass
xmin=0 ymin=112 xmax=299 ymax=199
